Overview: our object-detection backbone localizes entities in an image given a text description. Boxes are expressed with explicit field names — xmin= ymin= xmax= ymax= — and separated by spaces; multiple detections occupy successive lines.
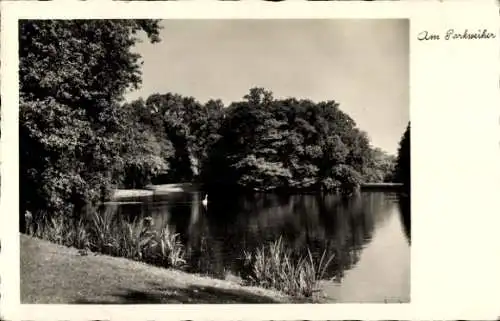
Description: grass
xmin=241 ymin=237 xmax=335 ymax=299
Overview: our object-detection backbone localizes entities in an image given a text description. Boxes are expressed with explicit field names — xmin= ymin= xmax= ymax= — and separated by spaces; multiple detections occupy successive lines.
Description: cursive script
xmin=417 ymin=31 xmax=440 ymax=41
xmin=417 ymin=29 xmax=496 ymax=41
xmin=445 ymin=29 xmax=496 ymax=40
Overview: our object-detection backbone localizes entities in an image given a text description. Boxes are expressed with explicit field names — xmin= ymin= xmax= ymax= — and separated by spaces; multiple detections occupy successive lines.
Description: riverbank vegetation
xmin=24 ymin=210 xmax=332 ymax=299
xmin=19 ymin=20 xmax=410 ymax=299
xmin=26 ymin=210 xmax=186 ymax=270
xmin=241 ymin=237 xmax=334 ymax=298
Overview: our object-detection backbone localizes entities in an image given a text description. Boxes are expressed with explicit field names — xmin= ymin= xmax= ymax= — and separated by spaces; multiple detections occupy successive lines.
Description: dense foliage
xmin=202 ymin=88 xmax=384 ymax=193
xmin=138 ymin=93 xmax=224 ymax=183
xmin=19 ymin=20 xmax=162 ymax=230
xmin=365 ymin=147 xmax=397 ymax=183
xmin=110 ymin=88 xmax=398 ymax=194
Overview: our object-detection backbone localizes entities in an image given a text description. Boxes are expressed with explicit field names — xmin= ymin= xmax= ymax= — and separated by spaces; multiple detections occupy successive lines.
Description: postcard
xmin=1 ymin=1 xmax=499 ymax=320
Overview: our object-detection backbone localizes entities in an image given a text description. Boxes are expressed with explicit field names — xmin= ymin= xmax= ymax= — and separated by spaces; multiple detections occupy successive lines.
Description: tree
xmin=119 ymin=99 xmax=174 ymax=188
xmin=139 ymin=93 xmax=224 ymax=183
xmin=203 ymin=87 xmax=378 ymax=193
xmin=19 ymin=20 xmax=162 ymax=231
xmin=364 ymin=147 xmax=397 ymax=183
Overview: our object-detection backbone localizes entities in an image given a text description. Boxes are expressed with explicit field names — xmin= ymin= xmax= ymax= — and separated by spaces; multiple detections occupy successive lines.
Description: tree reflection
xmin=185 ymin=192 xmax=392 ymax=282
xmin=398 ymin=194 xmax=411 ymax=244
xmin=103 ymin=190 xmax=404 ymax=283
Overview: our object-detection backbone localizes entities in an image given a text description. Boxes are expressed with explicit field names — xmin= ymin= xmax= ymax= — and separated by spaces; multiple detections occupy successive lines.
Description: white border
xmin=1 ymin=1 xmax=500 ymax=320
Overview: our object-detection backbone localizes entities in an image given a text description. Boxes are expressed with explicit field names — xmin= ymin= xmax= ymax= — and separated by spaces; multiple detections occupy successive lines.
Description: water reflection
xmin=398 ymin=195 xmax=411 ymax=244
xmin=106 ymin=191 xmax=407 ymax=287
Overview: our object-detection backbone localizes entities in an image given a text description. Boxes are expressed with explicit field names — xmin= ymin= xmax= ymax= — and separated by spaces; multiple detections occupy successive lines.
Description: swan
xmin=202 ymin=194 xmax=208 ymax=207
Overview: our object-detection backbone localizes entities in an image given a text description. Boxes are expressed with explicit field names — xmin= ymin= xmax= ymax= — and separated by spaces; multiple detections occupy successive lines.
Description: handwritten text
xmin=417 ymin=29 xmax=496 ymax=41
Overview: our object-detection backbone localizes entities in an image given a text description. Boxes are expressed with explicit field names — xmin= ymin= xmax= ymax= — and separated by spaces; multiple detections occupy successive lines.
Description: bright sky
xmin=125 ymin=19 xmax=409 ymax=155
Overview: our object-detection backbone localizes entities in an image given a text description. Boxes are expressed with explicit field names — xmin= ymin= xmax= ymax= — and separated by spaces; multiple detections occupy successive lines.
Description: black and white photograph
xmin=16 ymin=18 xmax=410 ymax=304
xmin=1 ymin=1 xmax=500 ymax=320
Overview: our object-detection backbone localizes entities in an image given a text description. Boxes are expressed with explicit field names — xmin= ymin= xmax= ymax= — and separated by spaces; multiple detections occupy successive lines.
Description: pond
xmin=104 ymin=189 xmax=410 ymax=303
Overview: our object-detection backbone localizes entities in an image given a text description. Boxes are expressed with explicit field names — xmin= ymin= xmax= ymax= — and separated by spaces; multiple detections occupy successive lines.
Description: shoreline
xmin=20 ymin=234 xmax=293 ymax=304
xmin=111 ymin=182 xmax=404 ymax=200
xmin=111 ymin=183 xmax=197 ymax=199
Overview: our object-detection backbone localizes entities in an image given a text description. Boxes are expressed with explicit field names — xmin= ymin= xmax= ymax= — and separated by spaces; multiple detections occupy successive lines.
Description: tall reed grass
xmin=25 ymin=210 xmax=186 ymax=270
xmin=241 ymin=237 xmax=334 ymax=298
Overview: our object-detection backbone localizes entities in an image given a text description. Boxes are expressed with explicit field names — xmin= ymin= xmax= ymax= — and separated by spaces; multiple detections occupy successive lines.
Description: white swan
xmin=202 ymin=194 xmax=208 ymax=207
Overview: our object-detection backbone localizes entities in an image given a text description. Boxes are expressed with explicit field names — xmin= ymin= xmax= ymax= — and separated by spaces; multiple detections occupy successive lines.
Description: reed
xmin=65 ymin=218 xmax=91 ymax=250
xmin=241 ymin=237 xmax=334 ymax=298
xmin=153 ymin=226 xmax=186 ymax=268
xmin=88 ymin=210 xmax=119 ymax=255
xmin=116 ymin=217 xmax=156 ymax=260
xmin=25 ymin=211 xmax=186 ymax=270
xmin=28 ymin=215 xmax=70 ymax=246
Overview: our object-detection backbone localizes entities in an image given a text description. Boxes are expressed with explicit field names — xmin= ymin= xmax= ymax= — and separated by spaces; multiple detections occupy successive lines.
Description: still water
xmin=105 ymin=190 xmax=410 ymax=303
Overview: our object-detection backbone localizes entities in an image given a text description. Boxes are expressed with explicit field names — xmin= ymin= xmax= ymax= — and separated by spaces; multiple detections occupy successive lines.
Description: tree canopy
xmin=202 ymin=87 xmax=381 ymax=193
xmin=121 ymin=87 xmax=397 ymax=195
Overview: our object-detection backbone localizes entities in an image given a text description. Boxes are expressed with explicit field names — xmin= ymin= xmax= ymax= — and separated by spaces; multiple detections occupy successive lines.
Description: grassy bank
xmin=21 ymin=234 xmax=289 ymax=304
xmin=24 ymin=210 xmax=331 ymax=301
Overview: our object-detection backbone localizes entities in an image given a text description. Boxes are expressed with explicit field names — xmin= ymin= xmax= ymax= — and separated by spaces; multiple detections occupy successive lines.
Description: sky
xmin=125 ymin=19 xmax=409 ymax=155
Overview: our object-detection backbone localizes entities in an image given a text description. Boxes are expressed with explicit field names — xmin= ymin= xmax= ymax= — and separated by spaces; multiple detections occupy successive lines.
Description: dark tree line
xmin=394 ymin=123 xmax=410 ymax=194
xmin=120 ymin=87 xmax=399 ymax=194
xmin=395 ymin=123 xmax=410 ymax=241
xmin=19 ymin=20 xmax=405 ymax=231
